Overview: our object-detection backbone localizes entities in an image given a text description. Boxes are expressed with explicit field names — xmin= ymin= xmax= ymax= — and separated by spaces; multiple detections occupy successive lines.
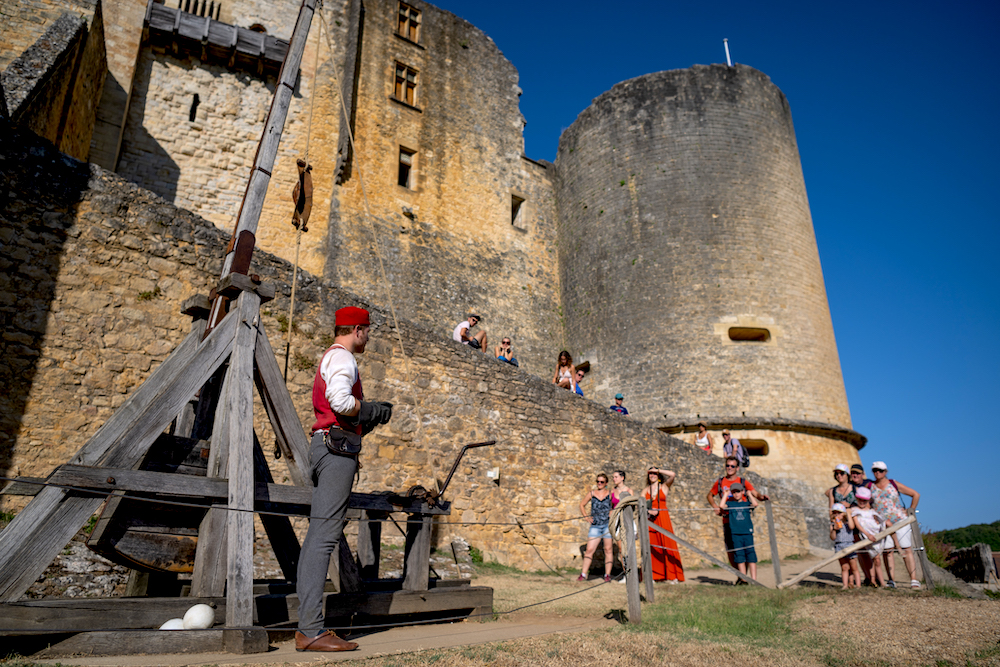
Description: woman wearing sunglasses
xmin=577 ymin=473 xmax=614 ymax=582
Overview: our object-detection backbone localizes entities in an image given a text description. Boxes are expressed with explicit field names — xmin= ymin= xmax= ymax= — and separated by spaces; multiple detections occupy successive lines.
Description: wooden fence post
xmin=623 ymin=505 xmax=641 ymax=624
xmin=909 ymin=511 xmax=935 ymax=591
xmin=764 ymin=498 xmax=782 ymax=586
xmin=637 ymin=505 xmax=654 ymax=602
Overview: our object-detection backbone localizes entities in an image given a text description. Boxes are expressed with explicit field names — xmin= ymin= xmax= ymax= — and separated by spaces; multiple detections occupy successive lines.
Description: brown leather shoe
xmin=295 ymin=630 xmax=359 ymax=652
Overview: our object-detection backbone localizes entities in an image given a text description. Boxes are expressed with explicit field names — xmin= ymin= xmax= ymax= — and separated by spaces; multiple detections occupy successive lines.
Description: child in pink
xmin=851 ymin=486 xmax=885 ymax=588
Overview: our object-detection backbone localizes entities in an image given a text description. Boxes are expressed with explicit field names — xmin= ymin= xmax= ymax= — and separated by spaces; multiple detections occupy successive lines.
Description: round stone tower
xmin=554 ymin=64 xmax=864 ymax=498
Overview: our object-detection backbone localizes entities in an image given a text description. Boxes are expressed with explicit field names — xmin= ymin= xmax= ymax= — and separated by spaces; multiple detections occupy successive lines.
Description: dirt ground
xmin=27 ymin=553 xmax=1000 ymax=667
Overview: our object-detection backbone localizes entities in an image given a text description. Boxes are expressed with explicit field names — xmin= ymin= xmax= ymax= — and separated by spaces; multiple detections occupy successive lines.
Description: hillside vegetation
xmin=931 ymin=520 xmax=1000 ymax=551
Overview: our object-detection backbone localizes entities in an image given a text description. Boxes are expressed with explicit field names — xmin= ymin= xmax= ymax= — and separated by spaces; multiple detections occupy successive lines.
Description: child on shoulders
xmin=719 ymin=482 xmax=758 ymax=583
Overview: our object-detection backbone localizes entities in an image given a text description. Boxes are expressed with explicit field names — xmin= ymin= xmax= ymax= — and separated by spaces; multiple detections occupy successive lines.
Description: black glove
xmin=359 ymin=400 xmax=393 ymax=435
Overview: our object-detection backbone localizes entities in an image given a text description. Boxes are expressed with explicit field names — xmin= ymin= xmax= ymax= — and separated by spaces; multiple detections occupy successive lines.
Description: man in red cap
xmin=295 ymin=306 xmax=392 ymax=652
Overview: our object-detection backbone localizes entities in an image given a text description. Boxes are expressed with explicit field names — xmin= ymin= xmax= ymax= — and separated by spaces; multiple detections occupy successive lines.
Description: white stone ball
xmin=159 ymin=618 xmax=185 ymax=630
xmin=182 ymin=603 xmax=215 ymax=629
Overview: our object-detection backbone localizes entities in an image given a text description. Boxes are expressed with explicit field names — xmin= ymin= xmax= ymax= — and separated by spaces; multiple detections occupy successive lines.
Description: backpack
xmin=732 ymin=440 xmax=750 ymax=468
xmin=737 ymin=443 xmax=750 ymax=468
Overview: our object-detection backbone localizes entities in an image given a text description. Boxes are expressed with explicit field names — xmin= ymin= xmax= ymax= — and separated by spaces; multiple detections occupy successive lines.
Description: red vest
xmin=311 ymin=345 xmax=363 ymax=434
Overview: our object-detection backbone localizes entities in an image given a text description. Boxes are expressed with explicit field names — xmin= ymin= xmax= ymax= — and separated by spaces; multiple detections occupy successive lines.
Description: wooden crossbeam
xmin=42 ymin=465 xmax=450 ymax=515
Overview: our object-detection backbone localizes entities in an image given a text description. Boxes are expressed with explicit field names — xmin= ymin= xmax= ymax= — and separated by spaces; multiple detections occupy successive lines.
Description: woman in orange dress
xmin=643 ymin=466 xmax=684 ymax=583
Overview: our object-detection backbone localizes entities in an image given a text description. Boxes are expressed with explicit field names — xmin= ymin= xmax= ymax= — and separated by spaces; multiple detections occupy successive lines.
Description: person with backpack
xmin=706 ymin=456 xmax=769 ymax=567
xmin=869 ymin=461 xmax=921 ymax=589
xmin=722 ymin=430 xmax=749 ymax=468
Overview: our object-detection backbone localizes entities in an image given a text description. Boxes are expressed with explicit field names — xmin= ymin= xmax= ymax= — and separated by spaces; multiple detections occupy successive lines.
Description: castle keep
xmin=2 ymin=0 xmax=864 ymax=558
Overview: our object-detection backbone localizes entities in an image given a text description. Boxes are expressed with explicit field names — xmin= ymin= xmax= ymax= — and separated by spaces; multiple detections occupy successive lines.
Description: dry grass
xmin=345 ymin=571 xmax=1000 ymax=667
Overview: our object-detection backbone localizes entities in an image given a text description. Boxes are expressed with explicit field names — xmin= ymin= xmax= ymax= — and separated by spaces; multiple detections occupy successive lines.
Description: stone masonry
xmin=1 ymin=124 xmax=814 ymax=569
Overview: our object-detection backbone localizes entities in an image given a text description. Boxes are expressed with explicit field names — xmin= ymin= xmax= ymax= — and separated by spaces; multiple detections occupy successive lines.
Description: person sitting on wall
xmin=453 ymin=313 xmax=487 ymax=352
xmin=552 ymin=350 xmax=577 ymax=390
xmin=574 ymin=369 xmax=585 ymax=397
xmin=694 ymin=421 xmax=713 ymax=453
xmin=609 ymin=393 xmax=628 ymax=415
xmin=494 ymin=336 xmax=519 ymax=366
xmin=721 ymin=429 xmax=747 ymax=465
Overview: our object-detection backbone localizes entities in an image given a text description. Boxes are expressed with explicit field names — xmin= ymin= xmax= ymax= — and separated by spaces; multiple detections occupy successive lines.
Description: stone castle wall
xmin=0 ymin=0 xmax=97 ymax=71
xmin=324 ymin=0 xmax=563 ymax=377
xmin=2 ymin=9 xmax=106 ymax=160
xmin=555 ymin=64 xmax=851 ymax=431
xmin=113 ymin=0 xmax=348 ymax=281
xmin=0 ymin=124 xmax=814 ymax=568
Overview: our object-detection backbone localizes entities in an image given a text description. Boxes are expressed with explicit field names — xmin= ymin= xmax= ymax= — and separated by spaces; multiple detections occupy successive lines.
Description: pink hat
xmin=855 ymin=486 xmax=872 ymax=500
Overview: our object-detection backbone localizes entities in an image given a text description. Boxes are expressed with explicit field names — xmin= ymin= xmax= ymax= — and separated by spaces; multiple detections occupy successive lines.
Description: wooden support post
xmin=778 ymin=515 xmax=915 ymax=589
xmin=403 ymin=514 xmax=432 ymax=592
xmin=765 ymin=499 xmax=782 ymax=586
xmin=253 ymin=327 xmax=310 ymax=486
xmin=637 ymin=504 xmax=654 ymax=602
xmin=224 ymin=291 xmax=260 ymax=632
xmin=358 ymin=510 xmax=385 ymax=580
xmin=909 ymin=512 xmax=935 ymax=591
xmin=190 ymin=361 xmax=234 ymax=598
xmin=622 ymin=505 xmax=641 ymax=624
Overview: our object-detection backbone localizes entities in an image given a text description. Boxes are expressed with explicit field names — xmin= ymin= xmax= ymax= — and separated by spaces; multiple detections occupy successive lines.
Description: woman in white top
xmin=551 ymin=350 xmax=577 ymax=391
xmin=694 ymin=421 xmax=712 ymax=453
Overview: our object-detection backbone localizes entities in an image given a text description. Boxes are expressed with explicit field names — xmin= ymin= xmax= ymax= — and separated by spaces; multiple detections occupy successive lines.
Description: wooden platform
xmin=2 ymin=581 xmax=493 ymax=657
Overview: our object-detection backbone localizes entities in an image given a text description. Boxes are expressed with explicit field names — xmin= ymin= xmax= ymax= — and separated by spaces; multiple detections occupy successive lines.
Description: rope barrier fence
xmin=0 ymin=471 xmax=935 ymax=635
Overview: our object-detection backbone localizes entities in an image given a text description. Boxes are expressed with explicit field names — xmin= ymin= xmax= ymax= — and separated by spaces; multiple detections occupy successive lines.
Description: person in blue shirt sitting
xmin=574 ymin=369 xmax=585 ymax=397
xmin=494 ymin=336 xmax=518 ymax=366
xmin=609 ymin=393 xmax=628 ymax=415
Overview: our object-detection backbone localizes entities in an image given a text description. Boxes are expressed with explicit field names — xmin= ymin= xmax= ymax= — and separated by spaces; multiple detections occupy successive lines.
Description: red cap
xmin=335 ymin=306 xmax=370 ymax=327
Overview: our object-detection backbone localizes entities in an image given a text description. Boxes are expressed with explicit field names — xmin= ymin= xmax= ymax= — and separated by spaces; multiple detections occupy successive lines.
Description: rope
xmin=315 ymin=9 xmax=423 ymax=439
xmin=282 ymin=4 xmax=324 ymax=383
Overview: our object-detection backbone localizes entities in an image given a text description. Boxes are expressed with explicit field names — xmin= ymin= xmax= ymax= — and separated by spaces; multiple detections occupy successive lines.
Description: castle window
xmin=398 ymin=147 xmax=415 ymax=188
xmin=728 ymin=327 xmax=770 ymax=342
xmin=394 ymin=62 xmax=418 ymax=106
xmin=511 ymin=195 xmax=525 ymax=227
xmin=189 ymin=94 xmax=200 ymax=122
xmin=397 ymin=2 xmax=420 ymax=43
xmin=740 ymin=439 xmax=769 ymax=457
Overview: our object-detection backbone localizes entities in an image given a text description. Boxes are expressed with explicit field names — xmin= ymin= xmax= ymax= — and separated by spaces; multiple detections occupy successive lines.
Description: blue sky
xmin=431 ymin=0 xmax=999 ymax=531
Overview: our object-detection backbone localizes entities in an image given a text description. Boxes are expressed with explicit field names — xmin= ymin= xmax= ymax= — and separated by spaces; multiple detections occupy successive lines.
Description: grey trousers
xmin=296 ymin=431 xmax=358 ymax=634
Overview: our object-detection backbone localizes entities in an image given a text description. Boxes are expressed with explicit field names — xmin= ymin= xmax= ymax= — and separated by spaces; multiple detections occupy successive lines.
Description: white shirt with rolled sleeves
xmin=319 ymin=345 xmax=360 ymax=416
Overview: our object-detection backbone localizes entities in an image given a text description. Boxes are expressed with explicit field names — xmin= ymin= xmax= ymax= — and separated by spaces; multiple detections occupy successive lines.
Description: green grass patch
xmin=932 ymin=584 xmax=965 ymax=599
xmin=474 ymin=560 xmax=521 ymax=576
xmin=636 ymin=585 xmax=817 ymax=645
